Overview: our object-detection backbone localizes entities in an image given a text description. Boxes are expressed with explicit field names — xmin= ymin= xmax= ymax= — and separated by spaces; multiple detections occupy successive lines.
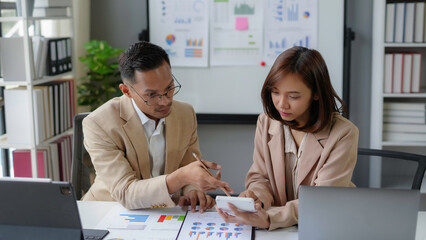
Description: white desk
xmin=78 ymin=201 xmax=426 ymax=240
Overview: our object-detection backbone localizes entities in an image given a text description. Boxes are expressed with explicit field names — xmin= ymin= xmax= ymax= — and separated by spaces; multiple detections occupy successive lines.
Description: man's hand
xmin=178 ymin=190 xmax=215 ymax=213
xmin=166 ymin=159 xmax=234 ymax=194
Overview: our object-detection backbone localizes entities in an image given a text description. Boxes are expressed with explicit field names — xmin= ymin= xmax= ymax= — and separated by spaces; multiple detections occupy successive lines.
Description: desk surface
xmin=78 ymin=201 xmax=426 ymax=240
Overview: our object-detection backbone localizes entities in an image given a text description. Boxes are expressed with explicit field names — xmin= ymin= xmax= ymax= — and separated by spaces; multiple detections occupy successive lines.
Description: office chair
xmin=71 ymin=112 xmax=93 ymax=200
xmin=358 ymin=148 xmax=426 ymax=190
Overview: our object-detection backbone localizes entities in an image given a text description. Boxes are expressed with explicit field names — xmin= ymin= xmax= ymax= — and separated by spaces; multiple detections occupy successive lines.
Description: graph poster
xmin=210 ymin=0 xmax=264 ymax=66
xmin=149 ymin=0 xmax=209 ymax=67
xmin=96 ymin=204 xmax=187 ymax=240
xmin=177 ymin=211 xmax=253 ymax=240
xmin=264 ymin=0 xmax=318 ymax=65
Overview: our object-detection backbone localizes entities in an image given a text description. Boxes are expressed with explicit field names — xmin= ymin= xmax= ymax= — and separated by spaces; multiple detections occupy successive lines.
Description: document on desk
xmin=96 ymin=204 xmax=186 ymax=240
xmin=176 ymin=211 xmax=253 ymax=240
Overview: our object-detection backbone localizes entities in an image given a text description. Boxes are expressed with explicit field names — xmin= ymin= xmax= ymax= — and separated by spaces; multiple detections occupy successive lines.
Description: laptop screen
xmin=299 ymin=186 xmax=420 ymax=240
xmin=0 ymin=177 xmax=106 ymax=240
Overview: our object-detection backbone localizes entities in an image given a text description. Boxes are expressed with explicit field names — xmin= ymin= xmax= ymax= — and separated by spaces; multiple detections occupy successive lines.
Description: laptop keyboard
xmin=83 ymin=229 xmax=109 ymax=240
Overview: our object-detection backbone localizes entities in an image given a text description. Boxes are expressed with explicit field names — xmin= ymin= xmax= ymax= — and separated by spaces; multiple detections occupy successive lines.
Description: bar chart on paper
xmin=264 ymin=0 xmax=318 ymax=65
xmin=177 ymin=212 xmax=252 ymax=240
xmin=96 ymin=205 xmax=186 ymax=233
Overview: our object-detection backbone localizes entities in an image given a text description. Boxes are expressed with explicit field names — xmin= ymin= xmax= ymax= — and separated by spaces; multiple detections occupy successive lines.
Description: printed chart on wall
xmin=264 ymin=0 xmax=318 ymax=65
xmin=177 ymin=211 xmax=253 ymax=240
xmin=96 ymin=204 xmax=187 ymax=239
xmin=210 ymin=0 xmax=264 ymax=66
xmin=149 ymin=0 xmax=209 ymax=67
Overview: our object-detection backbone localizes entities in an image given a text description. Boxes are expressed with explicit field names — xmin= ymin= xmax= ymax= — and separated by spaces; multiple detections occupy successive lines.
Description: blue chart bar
xmin=120 ymin=214 xmax=149 ymax=223
xmin=287 ymin=4 xmax=299 ymax=21
xmin=269 ymin=39 xmax=287 ymax=50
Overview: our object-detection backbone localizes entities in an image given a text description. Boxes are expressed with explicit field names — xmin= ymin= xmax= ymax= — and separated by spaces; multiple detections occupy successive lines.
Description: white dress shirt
xmin=132 ymin=99 xmax=166 ymax=178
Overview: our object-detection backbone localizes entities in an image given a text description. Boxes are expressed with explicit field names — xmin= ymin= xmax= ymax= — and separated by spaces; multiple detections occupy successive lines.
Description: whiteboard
xmin=150 ymin=0 xmax=344 ymax=115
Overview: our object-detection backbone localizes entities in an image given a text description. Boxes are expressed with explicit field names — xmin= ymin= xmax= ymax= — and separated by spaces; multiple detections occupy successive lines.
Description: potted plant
xmin=78 ymin=40 xmax=124 ymax=111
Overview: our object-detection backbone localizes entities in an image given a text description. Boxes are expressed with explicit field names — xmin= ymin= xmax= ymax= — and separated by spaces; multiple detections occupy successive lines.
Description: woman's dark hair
xmin=118 ymin=41 xmax=170 ymax=84
xmin=261 ymin=46 xmax=346 ymax=133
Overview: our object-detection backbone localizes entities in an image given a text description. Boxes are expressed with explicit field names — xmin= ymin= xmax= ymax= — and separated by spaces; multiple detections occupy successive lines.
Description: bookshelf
xmin=0 ymin=0 xmax=75 ymax=178
xmin=371 ymin=0 xmax=426 ymax=188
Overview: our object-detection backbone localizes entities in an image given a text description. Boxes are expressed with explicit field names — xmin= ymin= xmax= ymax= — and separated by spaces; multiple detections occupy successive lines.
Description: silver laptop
xmin=0 ymin=177 xmax=109 ymax=240
xmin=299 ymin=186 xmax=420 ymax=240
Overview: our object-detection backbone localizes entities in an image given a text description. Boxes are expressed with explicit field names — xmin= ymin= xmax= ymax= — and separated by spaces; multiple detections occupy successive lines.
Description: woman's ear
xmin=313 ymin=93 xmax=319 ymax=101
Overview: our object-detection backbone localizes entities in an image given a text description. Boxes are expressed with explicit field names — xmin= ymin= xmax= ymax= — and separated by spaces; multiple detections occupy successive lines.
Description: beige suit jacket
xmin=246 ymin=113 xmax=359 ymax=230
xmin=81 ymin=95 xmax=200 ymax=209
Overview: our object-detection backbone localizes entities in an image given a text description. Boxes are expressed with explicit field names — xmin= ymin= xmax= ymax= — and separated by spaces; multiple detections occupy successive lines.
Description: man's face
xmin=122 ymin=61 xmax=174 ymax=122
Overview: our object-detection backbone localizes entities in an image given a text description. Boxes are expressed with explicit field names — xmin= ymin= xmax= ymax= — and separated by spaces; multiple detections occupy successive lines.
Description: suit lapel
xmin=120 ymin=96 xmax=151 ymax=179
xmin=296 ymin=123 xmax=331 ymax=188
xmin=267 ymin=121 xmax=287 ymax=205
xmin=165 ymin=103 xmax=180 ymax=174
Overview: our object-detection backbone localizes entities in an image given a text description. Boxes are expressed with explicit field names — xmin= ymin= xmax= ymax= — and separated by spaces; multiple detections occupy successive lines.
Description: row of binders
xmin=12 ymin=135 xmax=73 ymax=181
xmin=384 ymin=52 xmax=422 ymax=93
xmin=383 ymin=102 xmax=426 ymax=142
xmin=386 ymin=1 xmax=426 ymax=43
xmin=4 ymin=79 xmax=75 ymax=145
xmin=0 ymin=36 xmax=72 ymax=81
xmin=33 ymin=36 xmax=72 ymax=77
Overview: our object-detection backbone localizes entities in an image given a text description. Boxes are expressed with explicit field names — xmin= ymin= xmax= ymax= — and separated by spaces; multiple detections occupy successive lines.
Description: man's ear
xmin=120 ymin=83 xmax=131 ymax=98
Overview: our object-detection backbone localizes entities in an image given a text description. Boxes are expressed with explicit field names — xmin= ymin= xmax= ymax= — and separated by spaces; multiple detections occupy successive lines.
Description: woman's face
xmin=271 ymin=73 xmax=317 ymax=127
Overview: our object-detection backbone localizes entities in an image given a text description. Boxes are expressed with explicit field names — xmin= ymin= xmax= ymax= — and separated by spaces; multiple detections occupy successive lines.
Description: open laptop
xmin=0 ymin=177 xmax=109 ymax=240
xmin=299 ymin=186 xmax=420 ymax=240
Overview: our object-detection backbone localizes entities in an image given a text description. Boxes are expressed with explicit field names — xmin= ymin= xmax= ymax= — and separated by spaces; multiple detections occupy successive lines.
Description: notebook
xmin=0 ymin=177 xmax=109 ymax=240
xmin=299 ymin=186 xmax=420 ymax=240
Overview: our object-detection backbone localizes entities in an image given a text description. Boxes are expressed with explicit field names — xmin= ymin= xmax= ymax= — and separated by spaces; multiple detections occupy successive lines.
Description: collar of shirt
xmin=131 ymin=98 xmax=165 ymax=139
xmin=283 ymin=125 xmax=307 ymax=159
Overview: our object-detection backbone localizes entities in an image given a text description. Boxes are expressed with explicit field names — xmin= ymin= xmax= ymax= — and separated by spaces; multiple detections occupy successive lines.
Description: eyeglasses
xmin=128 ymin=75 xmax=181 ymax=106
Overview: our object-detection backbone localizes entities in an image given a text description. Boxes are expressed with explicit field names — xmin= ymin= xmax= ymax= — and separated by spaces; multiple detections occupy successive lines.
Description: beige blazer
xmin=246 ymin=113 xmax=359 ymax=230
xmin=81 ymin=95 xmax=200 ymax=209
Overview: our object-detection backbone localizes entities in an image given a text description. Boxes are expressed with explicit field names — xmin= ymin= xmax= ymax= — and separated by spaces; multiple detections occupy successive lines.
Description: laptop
xmin=0 ymin=177 xmax=109 ymax=240
xmin=299 ymin=186 xmax=420 ymax=240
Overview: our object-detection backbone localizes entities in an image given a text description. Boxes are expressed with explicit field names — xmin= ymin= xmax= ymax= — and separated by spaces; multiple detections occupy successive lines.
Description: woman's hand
xmin=216 ymin=202 xmax=270 ymax=229
xmin=239 ymin=190 xmax=262 ymax=207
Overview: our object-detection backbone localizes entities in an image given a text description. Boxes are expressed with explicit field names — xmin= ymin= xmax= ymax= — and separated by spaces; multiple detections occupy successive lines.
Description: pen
xmin=192 ymin=152 xmax=231 ymax=197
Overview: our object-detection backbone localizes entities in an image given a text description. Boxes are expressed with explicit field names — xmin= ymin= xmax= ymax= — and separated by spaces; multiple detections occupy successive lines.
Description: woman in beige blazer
xmin=217 ymin=46 xmax=359 ymax=230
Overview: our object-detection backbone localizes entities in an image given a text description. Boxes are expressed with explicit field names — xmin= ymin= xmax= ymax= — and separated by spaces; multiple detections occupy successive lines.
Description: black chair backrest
xmin=71 ymin=112 xmax=91 ymax=200
xmin=358 ymin=148 xmax=426 ymax=190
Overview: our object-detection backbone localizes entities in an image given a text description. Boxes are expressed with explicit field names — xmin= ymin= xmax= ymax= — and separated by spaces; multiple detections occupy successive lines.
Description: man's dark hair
xmin=118 ymin=41 xmax=170 ymax=84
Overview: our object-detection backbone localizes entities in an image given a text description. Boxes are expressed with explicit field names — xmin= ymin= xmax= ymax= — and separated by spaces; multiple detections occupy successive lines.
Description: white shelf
xmin=384 ymin=43 xmax=426 ymax=48
xmin=0 ymin=129 xmax=73 ymax=150
xmin=0 ymin=17 xmax=23 ymax=22
xmin=32 ymin=72 xmax=74 ymax=85
xmin=383 ymin=93 xmax=426 ymax=98
xmin=370 ymin=0 xmax=426 ymax=189
xmin=382 ymin=141 xmax=426 ymax=147
xmin=28 ymin=16 xmax=72 ymax=21
xmin=0 ymin=72 xmax=73 ymax=87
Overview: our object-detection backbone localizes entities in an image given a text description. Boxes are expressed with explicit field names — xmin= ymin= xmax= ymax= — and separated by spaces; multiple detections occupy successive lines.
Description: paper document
xmin=96 ymin=204 xmax=186 ymax=240
xmin=177 ymin=211 xmax=253 ymax=240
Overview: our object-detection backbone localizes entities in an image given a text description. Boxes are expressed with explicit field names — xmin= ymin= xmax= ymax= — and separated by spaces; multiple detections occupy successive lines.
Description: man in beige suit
xmin=82 ymin=41 xmax=232 ymax=212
